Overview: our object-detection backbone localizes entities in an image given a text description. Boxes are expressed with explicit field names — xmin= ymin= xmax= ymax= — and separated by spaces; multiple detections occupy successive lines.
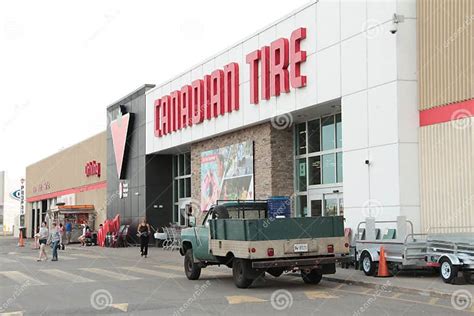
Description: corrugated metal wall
xmin=419 ymin=118 xmax=474 ymax=232
xmin=417 ymin=0 xmax=474 ymax=110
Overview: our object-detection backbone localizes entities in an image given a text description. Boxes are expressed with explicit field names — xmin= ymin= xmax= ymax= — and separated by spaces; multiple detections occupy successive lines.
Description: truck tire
xmin=440 ymin=257 xmax=458 ymax=283
xmin=232 ymin=258 xmax=254 ymax=288
xmin=301 ymin=269 xmax=323 ymax=284
xmin=360 ymin=252 xmax=377 ymax=276
xmin=184 ymin=249 xmax=201 ymax=280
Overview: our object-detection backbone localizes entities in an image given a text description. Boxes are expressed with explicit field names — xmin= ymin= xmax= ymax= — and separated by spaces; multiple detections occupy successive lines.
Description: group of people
xmin=35 ymin=221 xmax=63 ymax=261
xmin=35 ymin=220 xmax=92 ymax=262
xmin=34 ymin=218 xmax=152 ymax=261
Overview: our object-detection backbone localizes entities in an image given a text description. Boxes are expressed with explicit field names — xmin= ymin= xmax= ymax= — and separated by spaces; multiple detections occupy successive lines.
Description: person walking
xmin=36 ymin=221 xmax=49 ymax=262
xmin=48 ymin=222 xmax=62 ymax=261
xmin=65 ymin=220 xmax=72 ymax=244
xmin=58 ymin=223 xmax=65 ymax=250
xmin=137 ymin=218 xmax=151 ymax=258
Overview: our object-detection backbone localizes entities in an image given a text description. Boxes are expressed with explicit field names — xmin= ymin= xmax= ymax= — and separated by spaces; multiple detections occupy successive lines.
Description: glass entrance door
xmin=323 ymin=193 xmax=344 ymax=216
xmin=308 ymin=190 xmax=343 ymax=217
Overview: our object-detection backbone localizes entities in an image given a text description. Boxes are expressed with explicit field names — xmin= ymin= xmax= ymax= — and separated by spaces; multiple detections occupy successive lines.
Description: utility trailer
xmin=355 ymin=217 xmax=474 ymax=283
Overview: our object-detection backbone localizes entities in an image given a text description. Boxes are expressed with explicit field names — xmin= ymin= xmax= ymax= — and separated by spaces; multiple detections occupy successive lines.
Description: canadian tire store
xmin=143 ymin=1 xmax=420 ymax=233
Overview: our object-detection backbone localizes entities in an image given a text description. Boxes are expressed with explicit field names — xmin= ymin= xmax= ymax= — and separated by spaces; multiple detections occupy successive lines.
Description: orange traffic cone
xmin=18 ymin=230 xmax=25 ymax=247
xmin=376 ymin=246 xmax=391 ymax=277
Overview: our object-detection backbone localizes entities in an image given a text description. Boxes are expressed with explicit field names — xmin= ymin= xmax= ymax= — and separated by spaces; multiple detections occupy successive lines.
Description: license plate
xmin=294 ymin=243 xmax=308 ymax=253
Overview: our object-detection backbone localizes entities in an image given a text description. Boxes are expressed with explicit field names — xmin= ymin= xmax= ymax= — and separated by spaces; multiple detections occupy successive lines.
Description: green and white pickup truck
xmin=179 ymin=201 xmax=351 ymax=288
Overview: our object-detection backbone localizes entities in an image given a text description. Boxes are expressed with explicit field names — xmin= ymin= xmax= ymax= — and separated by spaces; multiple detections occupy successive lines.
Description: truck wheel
xmin=301 ymin=269 xmax=323 ymax=284
xmin=360 ymin=252 xmax=377 ymax=276
xmin=232 ymin=259 xmax=254 ymax=288
xmin=184 ymin=249 xmax=201 ymax=280
xmin=440 ymin=258 xmax=458 ymax=283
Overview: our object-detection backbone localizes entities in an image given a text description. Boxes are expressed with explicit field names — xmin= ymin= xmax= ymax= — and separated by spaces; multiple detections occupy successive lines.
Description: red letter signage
xmin=153 ymin=27 xmax=307 ymax=138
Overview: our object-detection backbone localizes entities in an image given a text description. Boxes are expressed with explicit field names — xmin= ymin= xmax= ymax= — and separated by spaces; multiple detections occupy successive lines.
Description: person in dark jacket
xmin=137 ymin=218 xmax=151 ymax=258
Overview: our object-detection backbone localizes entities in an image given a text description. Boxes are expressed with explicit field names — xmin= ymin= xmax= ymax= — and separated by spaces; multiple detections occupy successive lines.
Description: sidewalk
xmin=323 ymin=267 xmax=473 ymax=298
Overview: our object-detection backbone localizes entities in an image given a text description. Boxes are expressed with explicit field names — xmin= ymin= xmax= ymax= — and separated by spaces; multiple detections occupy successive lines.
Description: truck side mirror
xmin=188 ymin=216 xmax=196 ymax=227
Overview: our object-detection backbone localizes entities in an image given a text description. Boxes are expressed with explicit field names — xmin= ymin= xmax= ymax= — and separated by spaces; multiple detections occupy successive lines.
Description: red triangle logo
xmin=110 ymin=113 xmax=131 ymax=179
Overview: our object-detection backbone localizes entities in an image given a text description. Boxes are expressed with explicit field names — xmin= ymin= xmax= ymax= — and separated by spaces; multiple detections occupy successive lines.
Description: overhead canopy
xmin=49 ymin=205 xmax=95 ymax=214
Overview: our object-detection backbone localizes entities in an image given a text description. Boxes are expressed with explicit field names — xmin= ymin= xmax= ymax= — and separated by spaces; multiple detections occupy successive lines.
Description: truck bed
xmin=209 ymin=216 xmax=344 ymax=241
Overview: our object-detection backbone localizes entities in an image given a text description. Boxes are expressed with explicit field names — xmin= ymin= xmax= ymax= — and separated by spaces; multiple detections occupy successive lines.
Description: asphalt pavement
xmin=0 ymin=236 xmax=472 ymax=315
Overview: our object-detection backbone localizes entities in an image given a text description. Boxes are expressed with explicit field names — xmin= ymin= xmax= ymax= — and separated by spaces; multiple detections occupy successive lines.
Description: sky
xmin=0 ymin=0 xmax=311 ymax=182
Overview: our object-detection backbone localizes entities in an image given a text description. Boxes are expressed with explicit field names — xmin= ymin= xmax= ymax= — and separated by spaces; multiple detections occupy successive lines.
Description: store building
xmin=25 ymin=132 xmax=107 ymax=237
xmin=143 ymin=0 xmax=420 ymax=233
xmin=417 ymin=0 xmax=474 ymax=231
xmin=105 ymin=85 xmax=178 ymax=234
xmin=0 ymin=171 xmax=23 ymax=236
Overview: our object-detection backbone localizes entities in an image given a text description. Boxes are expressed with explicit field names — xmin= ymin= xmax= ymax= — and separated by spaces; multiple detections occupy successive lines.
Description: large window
xmin=173 ymin=152 xmax=191 ymax=225
xmin=295 ymin=113 xmax=343 ymax=189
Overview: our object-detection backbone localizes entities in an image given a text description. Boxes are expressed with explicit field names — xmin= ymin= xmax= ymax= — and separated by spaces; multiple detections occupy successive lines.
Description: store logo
xmin=110 ymin=107 xmax=132 ymax=179
xmin=154 ymin=27 xmax=307 ymax=138
xmin=10 ymin=189 xmax=21 ymax=200
xmin=85 ymin=161 xmax=101 ymax=178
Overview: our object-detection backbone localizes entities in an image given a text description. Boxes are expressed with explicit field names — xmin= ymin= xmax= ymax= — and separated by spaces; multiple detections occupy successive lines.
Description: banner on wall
xmin=200 ymin=141 xmax=254 ymax=211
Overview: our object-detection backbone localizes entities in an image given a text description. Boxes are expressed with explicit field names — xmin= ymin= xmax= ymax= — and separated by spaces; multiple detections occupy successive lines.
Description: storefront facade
xmin=144 ymin=1 xmax=420 ymax=233
xmin=25 ymin=132 xmax=107 ymax=237
xmin=417 ymin=0 xmax=474 ymax=231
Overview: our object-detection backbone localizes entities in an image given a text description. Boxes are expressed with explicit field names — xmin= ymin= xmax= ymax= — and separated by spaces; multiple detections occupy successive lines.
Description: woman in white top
xmin=36 ymin=221 xmax=49 ymax=262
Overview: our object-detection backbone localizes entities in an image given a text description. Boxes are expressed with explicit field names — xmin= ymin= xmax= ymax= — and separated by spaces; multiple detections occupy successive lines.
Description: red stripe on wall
xmin=26 ymin=181 xmax=107 ymax=202
xmin=420 ymin=98 xmax=474 ymax=127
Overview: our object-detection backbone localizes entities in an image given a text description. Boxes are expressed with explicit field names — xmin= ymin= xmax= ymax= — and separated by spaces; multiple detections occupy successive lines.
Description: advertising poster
xmin=200 ymin=141 xmax=254 ymax=211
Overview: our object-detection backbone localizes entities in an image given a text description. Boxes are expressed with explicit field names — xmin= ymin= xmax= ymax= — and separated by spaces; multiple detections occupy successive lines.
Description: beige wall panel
xmin=26 ymin=132 xmax=107 ymax=198
xmin=419 ymin=118 xmax=474 ymax=232
xmin=417 ymin=0 xmax=474 ymax=110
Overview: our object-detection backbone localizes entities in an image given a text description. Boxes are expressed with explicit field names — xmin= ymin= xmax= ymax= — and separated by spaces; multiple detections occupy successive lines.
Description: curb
xmin=322 ymin=275 xmax=456 ymax=299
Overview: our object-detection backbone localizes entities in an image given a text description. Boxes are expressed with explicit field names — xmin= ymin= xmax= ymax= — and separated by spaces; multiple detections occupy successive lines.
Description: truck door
xmin=193 ymin=212 xmax=215 ymax=261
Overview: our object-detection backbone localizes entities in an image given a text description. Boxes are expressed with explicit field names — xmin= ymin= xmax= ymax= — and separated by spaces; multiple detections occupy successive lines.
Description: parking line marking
xmin=156 ymin=264 xmax=229 ymax=276
xmin=18 ymin=255 xmax=76 ymax=261
xmin=226 ymin=295 xmax=267 ymax=304
xmin=121 ymin=267 xmax=179 ymax=279
xmin=110 ymin=303 xmax=128 ymax=312
xmin=0 ymin=311 xmax=23 ymax=316
xmin=40 ymin=269 xmax=95 ymax=283
xmin=305 ymin=291 xmax=339 ymax=299
xmin=0 ymin=271 xmax=45 ymax=286
xmin=0 ymin=257 xmax=17 ymax=263
xmin=70 ymin=253 xmax=105 ymax=259
xmin=80 ymin=268 xmax=140 ymax=280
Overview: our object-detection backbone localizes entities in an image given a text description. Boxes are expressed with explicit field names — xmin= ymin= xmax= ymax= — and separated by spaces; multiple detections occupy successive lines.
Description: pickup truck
xmin=180 ymin=200 xmax=351 ymax=288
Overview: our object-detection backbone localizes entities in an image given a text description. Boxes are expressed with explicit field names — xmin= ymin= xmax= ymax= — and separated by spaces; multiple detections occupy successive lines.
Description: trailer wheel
xmin=184 ymin=249 xmax=201 ymax=280
xmin=439 ymin=258 xmax=458 ymax=283
xmin=301 ymin=269 xmax=323 ymax=284
xmin=232 ymin=259 xmax=254 ymax=288
xmin=360 ymin=252 xmax=377 ymax=276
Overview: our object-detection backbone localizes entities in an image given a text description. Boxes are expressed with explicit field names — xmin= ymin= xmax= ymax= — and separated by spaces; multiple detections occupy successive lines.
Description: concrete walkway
xmin=323 ymin=267 xmax=473 ymax=298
